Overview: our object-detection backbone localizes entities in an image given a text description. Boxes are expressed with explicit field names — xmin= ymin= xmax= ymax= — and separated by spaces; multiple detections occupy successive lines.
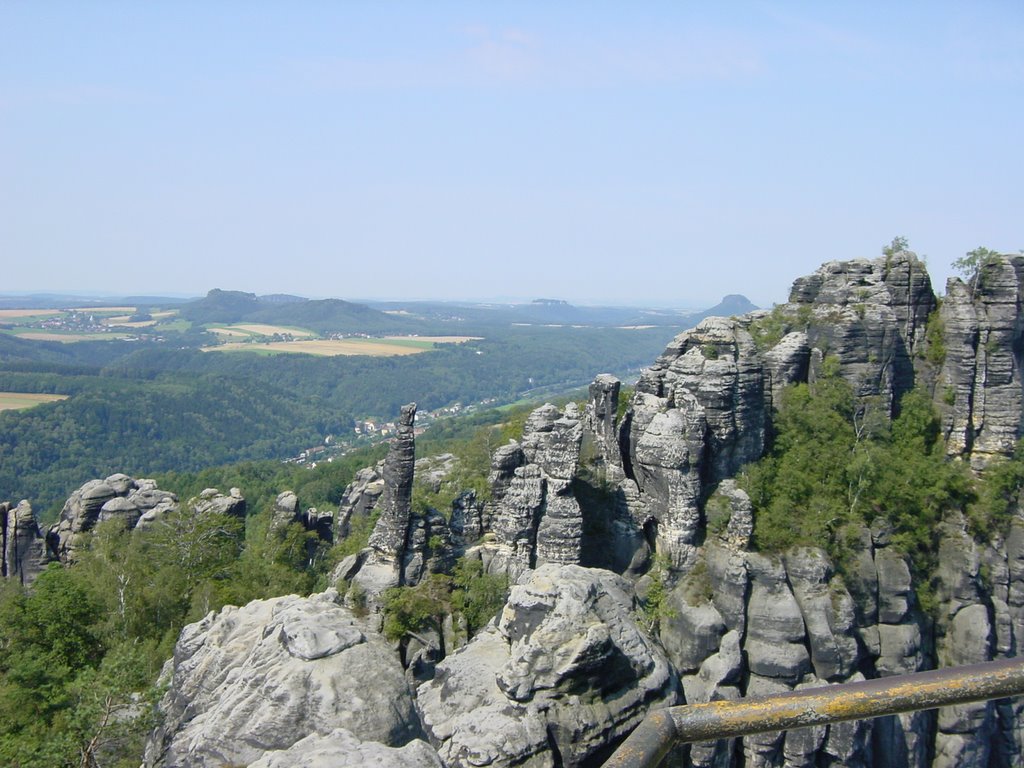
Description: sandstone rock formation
xmin=247 ymin=728 xmax=443 ymax=768
xmin=0 ymin=500 xmax=48 ymax=584
xmin=143 ymin=589 xmax=424 ymax=768
xmin=367 ymin=402 xmax=418 ymax=560
xmin=337 ymin=404 xmax=456 ymax=621
xmin=46 ymin=474 xmax=179 ymax=563
xmin=938 ymin=256 xmax=1024 ymax=467
xmin=477 ymin=403 xmax=584 ymax=580
xmin=270 ymin=490 xmax=333 ymax=543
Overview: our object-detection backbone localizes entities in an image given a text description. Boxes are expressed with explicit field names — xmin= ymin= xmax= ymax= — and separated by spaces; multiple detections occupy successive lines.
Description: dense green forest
xmin=0 ymin=373 xmax=346 ymax=519
xmin=0 ymin=326 xmax=673 ymax=516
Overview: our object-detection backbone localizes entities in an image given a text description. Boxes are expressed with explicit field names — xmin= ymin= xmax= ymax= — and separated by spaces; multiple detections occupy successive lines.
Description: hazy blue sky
xmin=2 ymin=2 xmax=1021 ymax=307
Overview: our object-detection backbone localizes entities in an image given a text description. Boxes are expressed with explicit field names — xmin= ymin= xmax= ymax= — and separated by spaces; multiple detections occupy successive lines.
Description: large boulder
xmin=416 ymin=564 xmax=679 ymax=767
xmin=143 ymin=589 xmax=422 ymax=768
xmin=247 ymin=728 xmax=442 ymax=768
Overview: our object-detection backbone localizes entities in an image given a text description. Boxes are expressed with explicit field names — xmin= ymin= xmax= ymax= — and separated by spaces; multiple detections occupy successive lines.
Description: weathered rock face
xmin=47 ymin=474 xmax=179 ymax=563
xmin=247 ymin=728 xmax=443 ymax=768
xmin=416 ymin=564 xmax=679 ymax=767
xmin=657 ymin=525 xmax=936 ymax=768
xmin=143 ymin=589 xmax=424 ymax=768
xmin=340 ymin=404 xmax=455 ymax=615
xmin=138 ymin=251 xmax=1024 ymax=768
xmin=617 ymin=314 xmax=768 ymax=569
xmin=189 ymin=486 xmax=246 ymax=519
xmin=480 ymin=403 xmax=584 ymax=581
xmin=269 ymin=490 xmax=333 ymax=544
xmin=585 ymin=252 xmax=1023 ymax=579
xmin=788 ymin=254 xmax=935 ymax=408
xmin=0 ymin=500 xmax=48 ymax=585
xmin=938 ymin=256 xmax=1024 ymax=467
xmin=367 ymin=402 xmax=418 ymax=560
xmin=335 ymin=464 xmax=385 ymax=540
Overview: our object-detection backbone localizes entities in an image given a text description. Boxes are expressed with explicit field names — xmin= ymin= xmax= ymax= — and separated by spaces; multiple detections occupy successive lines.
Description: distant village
xmin=283 ymin=397 xmax=499 ymax=468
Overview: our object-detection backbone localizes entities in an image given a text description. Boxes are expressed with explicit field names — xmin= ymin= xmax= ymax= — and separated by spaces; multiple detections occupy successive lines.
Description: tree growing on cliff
xmin=953 ymin=246 xmax=1000 ymax=291
xmin=382 ymin=574 xmax=453 ymax=656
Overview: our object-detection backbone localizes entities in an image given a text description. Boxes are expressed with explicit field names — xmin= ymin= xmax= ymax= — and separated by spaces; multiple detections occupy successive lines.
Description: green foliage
xmin=383 ymin=559 xmax=510 ymax=647
xmin=882 ymin=236 xmax=910 ymax=261
xmin=639 ymin=555 xmax=675 ymax=632
xmin=742 ymin=381 xmax=971 ymax=584
xmin=0 ymin=372 xmax=350 ymax=519
xmin=924 ymin=309 xmax=946 ymax=367
xmin=0 ymin=464 xmax=352 ymax=765
xmin=969 ymin=439 xmax=1024 ymax=540
xmin=748 ymin=305 xmax=791 ymax=351
xmin=704 ymin=492 xmax=732 ymax=536
xmin=952 ymin=246 xmax=1000 ymax=289
xmin=382 ymin=574 xmax=453 ymax=644
xmin=65 ymin=640 xmax=161 ymax=768
xmin=412 ymin=430 xmax=497 ymax=518
xmin=0 ymin=565 xmax=109 ymax=766
xmin=331 ymin=510 xmax=379 ymax=563
xmin=678 ymin=556 xmax=714 ymax=608
xmin=616 ymin=385 xmax=634 ymax=422
xmin=452 ymin=558 xmax=508 ymax=636
xmin=0 ymin=323 xmax=676 ymax=515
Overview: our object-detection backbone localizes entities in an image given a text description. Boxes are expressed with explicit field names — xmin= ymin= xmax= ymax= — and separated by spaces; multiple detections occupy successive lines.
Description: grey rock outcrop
xmin=335 ymin=465 xmax=385 ymax=540
xmin=416 ymin=564 xmax=679 ymax=767
xmin=481 ymin=403 xmax=584 ymax=580
xmin=588 ymin=253 xmax=964 ymax=574
xmin=189 ymin=486 xmax=246 ymax=519
xmin=367 ymin=402 xmax=418 ymax=560
xmin=938 ymin=256 xmax=1024 ymax=466
xmin=787 ymin=254 xmax=935 ymax=408
xmin=1 ymin=500 xmax=48 ymax=585
xmin=139 ymin=250 xmax=1024 ymax=768
xmin=247 ymin=728 xmax=443 ymax=768
xmin=341 ymin=404 xmax=450 ymax=611
xmin=619 ymin=314 xmax=767 ymax=569
xmin=47 ymin=474 xmax=179 ymax=563
xmin=143 ymin=589 xmax=424 ymax=768
xmin=269 ymin=490 xmax=333 ymax=544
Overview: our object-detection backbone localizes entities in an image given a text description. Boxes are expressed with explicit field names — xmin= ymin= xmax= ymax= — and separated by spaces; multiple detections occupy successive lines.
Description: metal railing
xmin=603 ymin=657 xmax=1024 ymax=768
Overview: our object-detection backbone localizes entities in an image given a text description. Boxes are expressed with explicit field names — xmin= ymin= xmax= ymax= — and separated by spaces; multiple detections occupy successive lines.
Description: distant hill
xmin=364 ymin=295 xmax=759 ymax=330
xmin=694 ymin=293 xmax=759 ymax=320
xmin=178 ymin=289 xmax=415 ymax=333
xmin=178 ymin=289 xmax=263 ymax=323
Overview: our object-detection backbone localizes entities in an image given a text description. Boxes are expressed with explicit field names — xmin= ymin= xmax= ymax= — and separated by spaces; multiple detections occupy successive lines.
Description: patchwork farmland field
xmin=205 ymin=335 xmax=480 ymax=357
xmin=0 ymin=309 xmax=63 ymax=319
xmin=0 ymin=392 xmax=69 ymax=411
xmin=14 ymin=331 xmax=132 ymax=342
xmin=208 ymin=323 xmax=317 ymax=339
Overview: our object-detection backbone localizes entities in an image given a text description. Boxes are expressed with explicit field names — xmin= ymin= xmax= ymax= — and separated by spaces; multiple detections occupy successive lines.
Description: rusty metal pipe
xmin=603 ymin=657 xmax=1024 ymax=768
